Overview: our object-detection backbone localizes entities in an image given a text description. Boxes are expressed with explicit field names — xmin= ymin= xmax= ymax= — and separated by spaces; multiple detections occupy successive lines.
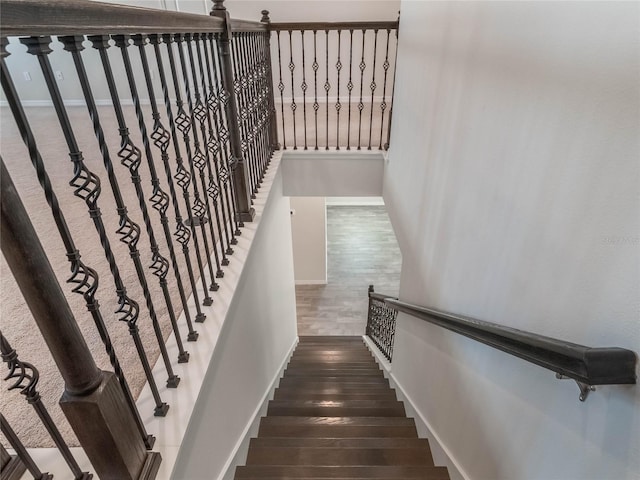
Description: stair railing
xmin=366 ymin=285 xmax=637 ymax=402
xmin=267 ymin=18 xmax=399 ymax=151
xmin=0 ymin=0 xmax=277 ymax=478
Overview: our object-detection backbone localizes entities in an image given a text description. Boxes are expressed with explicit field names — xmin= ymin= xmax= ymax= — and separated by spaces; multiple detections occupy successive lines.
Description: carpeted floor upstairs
xmin=235 ymin=336 xmax=450 ymax=479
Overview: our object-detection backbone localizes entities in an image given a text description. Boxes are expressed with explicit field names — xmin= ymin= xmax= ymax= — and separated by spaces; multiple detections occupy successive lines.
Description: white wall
xmin=171 ymin=164 xmax=298 ymax=479
xmin=290 ymin=196 xmax=327 ymax=284
xmin=384 ymin=2 xmax=639 ymax=479
xmin=282 ymin=151 xmax=384 ymax=196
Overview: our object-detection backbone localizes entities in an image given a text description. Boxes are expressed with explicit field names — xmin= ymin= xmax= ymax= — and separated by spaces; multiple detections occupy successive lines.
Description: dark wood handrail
xmin=0 ymin=0 xmax=224 ymax=36
xmin=229 ymin=19 xmax=268 ymax=33
xmin=384 ymin=298 xmax=637 ymax=387
xmin=268 ymin=21 xmax=399 ymax=32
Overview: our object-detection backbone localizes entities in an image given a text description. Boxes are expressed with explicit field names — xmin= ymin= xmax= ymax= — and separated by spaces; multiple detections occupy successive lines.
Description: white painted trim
xmin=295 ymin=279 xmax=328 ymax=285
xmin=217 ymin=337 xmax=298 ymax=480
xmin=362 ymin=335 xmax=470 ymax=480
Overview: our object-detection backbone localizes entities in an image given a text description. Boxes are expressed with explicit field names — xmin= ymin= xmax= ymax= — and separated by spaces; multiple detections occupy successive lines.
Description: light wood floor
xmin=296 ymin=206 xmax=401 ymax=336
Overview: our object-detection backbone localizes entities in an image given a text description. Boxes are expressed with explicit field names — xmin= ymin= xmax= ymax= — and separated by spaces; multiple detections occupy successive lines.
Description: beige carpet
xmin=1 ymin=104 xmax=206 ymax=448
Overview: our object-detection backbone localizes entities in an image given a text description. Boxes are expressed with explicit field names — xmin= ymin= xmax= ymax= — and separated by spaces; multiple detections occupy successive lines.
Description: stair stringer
xmin=362 ymin=335 xmax=469 ymax=480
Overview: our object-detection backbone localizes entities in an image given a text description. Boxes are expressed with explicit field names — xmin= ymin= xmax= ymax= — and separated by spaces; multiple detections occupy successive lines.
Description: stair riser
xmin=249 ymin=438 xmax=431 ymax=449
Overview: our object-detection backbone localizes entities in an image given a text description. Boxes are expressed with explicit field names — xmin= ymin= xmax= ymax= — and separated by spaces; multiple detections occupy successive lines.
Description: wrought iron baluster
xmin=1 ymin=151 xmax=159 ymax=478
xmin=202 ymin=33 xmax=235 ymax=258
xmin=1 ymin=333 xmax=91 ymax=480
xmin=335 ymin=30 xmax=342 ymax=150
xmin=366 ymin=286 xmax=397 ymax=361
xmin=1 ymin=443 xmax=26 ymax=480
xmin=167 ymin=33 xmax=214 ymax=309
xmin=193 ymin=34 xmax=230 ymax=271
xmin=346 ymin=29 xmax=354 ymax=150
xmin=324 ymin=29 xmax=330 ymax=150
xmin=144 ymin=33 xmax=202 ymax=342
xmin=379 ymin=29 xmax=391 ymax=150
xmin=152 ymin=33 xmax=206 ymax=330
xmin=385 ymin=26 xmax=399 ymax=151
xmin=258 ymin=31 xmax=273 ymax=178
xmin=260 ymin=11 xmax=280 ymax=153
xmin=287 ymin=30 xmax=297 ymax=150
xmin=113 ymin=33 xmax=185 ymax=387
xmin=245 ymin=33 xmax=260 ymax=189
xmin=235 ymin=32 xmax=257 ymax=197
xmin=130 ymin=34 xmax=196 ymax=360
xmin=1 ymin=37 xmax=168 ymax=421
xmin=252 ymin=33 xmax=267 ymax=187
xmin=249 ymin=33 xmax=266 ymax=189
xmin=188 ymin=34 xmax=226 ymax=278
xmin=276 ymin=30 xmax=286 ymax=149
xmin=177 ymin=33 xmax=220 ymax=294
xmin=368 ymin=29 xmax=379 ymax=150
xmin=0 ymin=415 xmax=51 ymax=480
xmin=357 ymin=29 xmax=366 ymax=150
xmin=211 ymin=33 xmax=242 ymax=241
xmin=300 ymin=30 xmax=308 ymax=150
xmin=312 ymin=30 xmax=319 ymax=150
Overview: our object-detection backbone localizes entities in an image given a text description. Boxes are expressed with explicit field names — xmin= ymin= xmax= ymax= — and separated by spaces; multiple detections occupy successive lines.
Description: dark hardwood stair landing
xmin=235 ymin=336 xmax=449 ymax=479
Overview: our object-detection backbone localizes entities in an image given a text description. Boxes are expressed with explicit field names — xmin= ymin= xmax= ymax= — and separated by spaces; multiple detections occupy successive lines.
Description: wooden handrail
xmin=384 ymin=297 xmax=637 ymax=389
xmin=0 ymin=0 xmax=224 ymax=36
xmin=268 ymin=21 xmax=399 ymax=32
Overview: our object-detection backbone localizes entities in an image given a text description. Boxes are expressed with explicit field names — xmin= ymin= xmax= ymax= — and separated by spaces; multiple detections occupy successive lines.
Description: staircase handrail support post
xmin=0 ymin=159 xmax=161 ymax=479
xmin=210 ymin=0 xmax=256 ymax=223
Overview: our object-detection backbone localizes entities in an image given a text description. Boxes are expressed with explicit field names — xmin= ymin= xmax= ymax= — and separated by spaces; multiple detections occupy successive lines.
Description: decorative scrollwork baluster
xmin=368 ymin=29 xmax=379 ymax=150
xmin=1 ymin=415 xmax=50 ymax=480
xmin=9 ymin=35 xmax=167 ymax=422
xmin=324 ymin=29 xmax=330 ymax=150
xmin=150 ymin=33 xmax=205 ymax=333
xmin=202 ymin=34 xmax=236 ymax=258
xmin=166 ymin=33 xmax=215 ymax=310
xmin=335 ymin=30 xmax=342 ymax=150
xmin=113 ymin=33 xmax=184 ymax=388
xmin=211 ymin=33 xmax=242 ymax=241
xmin=379 ymin=29 xmax=391 ymax=150
xmin=1 ymin=333 xmax=91 ymax=480
xmin=188 ymin=33 xmax=227 ymax=278
xmin=347 ymin=29 xmax=354 ymax=150
xmin=357 ymin=29 xmax=366 ymax=150
xmin=276 ymin=30 xmax=287 ymax=149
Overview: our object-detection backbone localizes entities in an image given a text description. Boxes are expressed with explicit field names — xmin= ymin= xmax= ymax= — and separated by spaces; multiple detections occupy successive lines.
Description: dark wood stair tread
xmin=267 ymin=400 xmax=406 ymax=417
xmin=273 ymin=391 xmax=399 ymax=401
xmin=246 ymin=446 xmax=434 ymax=466
xmin=249 ymin=438 xmax=431 ymax=449
xmin=235 ymin=339 xmax=449 ymax=480
xmin=235 ymin=465 xmax=449 ymax=478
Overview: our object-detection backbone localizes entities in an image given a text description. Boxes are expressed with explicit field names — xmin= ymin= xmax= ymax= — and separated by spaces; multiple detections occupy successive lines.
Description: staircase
xmin=235 ymin=336 xmax=450 ymax=479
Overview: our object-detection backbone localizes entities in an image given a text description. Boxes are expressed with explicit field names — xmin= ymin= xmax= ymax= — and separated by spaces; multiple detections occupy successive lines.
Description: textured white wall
xmin=171 ymin=165 xmax=298 ymax=479
xmin=290 ymin=196 xmax=327 ymax=284
xmin=384 ymin=2 xmax=639 ymax=479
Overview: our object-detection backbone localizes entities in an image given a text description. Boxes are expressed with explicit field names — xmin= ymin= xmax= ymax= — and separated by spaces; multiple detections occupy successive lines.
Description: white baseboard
xmin=362 ymin=336 xmax=470 ymax=480
xmin=217 ymin=337 xmax=298 ymax=480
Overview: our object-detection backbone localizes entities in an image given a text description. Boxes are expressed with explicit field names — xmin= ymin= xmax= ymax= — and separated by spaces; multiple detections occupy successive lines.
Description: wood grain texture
xmin=237 ymin=338 xmax=448 ymax=479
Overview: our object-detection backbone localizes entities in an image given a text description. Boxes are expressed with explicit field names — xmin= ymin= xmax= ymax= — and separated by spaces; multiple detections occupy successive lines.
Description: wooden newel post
xmin=211 ymin=0 xmax=255 ymax=223
xmin=0 ymin=158 xmax=161 ymax=480
xmin=260 ymin=9 xmax=280 ymax=151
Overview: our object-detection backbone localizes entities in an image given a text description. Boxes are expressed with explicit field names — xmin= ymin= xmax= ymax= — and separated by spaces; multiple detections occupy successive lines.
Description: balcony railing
xmin=0 ymin=1 xmax=398 ymax=478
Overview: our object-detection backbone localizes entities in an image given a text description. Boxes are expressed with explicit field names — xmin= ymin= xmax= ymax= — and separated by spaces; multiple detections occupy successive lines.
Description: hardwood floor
xmin=295 ymin=206 xmax=401 ymax=336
